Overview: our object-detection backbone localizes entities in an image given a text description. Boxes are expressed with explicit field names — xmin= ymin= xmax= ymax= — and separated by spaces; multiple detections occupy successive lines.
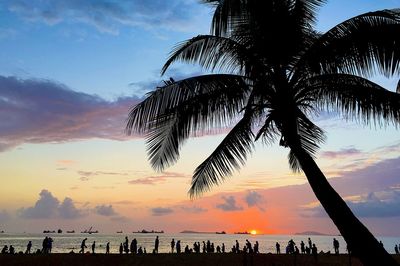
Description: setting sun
xmin=250 ymin=230 xmax=257 ymax=235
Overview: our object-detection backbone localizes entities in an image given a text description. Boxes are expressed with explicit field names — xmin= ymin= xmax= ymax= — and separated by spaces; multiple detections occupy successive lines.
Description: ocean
xmin=0 ymin=233 xmax=399 ymax=254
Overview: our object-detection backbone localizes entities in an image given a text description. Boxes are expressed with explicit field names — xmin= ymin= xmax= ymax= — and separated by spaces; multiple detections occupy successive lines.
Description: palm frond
xmin=161 ymin=35 xmax=253 ymax=76
xmin=297 ymin=9 xmax=400 ymax=78
xmin=189 ymin=111 xmax=255 ymax=198
xmin=126 ymin=74 xmax=250 ymax=171
xmin=302 ymin=74 xmax=400 ymax=126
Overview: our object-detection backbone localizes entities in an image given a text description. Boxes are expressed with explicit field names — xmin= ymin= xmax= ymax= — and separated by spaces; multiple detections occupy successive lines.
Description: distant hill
xmin=294 ymin=231 xmax=329 ymax=236
xmin=180 ymin=230 xmax=214 ymax=234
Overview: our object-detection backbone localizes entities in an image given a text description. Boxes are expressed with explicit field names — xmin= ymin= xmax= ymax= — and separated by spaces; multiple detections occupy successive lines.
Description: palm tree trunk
xmin=289 ymin=144 xmax=398 ymax=266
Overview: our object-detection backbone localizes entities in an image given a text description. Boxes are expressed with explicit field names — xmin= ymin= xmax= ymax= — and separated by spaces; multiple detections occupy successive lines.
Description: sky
xmin=0 ymin=0 xmax=400 ymax=236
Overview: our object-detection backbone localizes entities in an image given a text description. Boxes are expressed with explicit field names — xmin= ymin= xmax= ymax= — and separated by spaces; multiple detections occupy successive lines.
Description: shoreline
xmin=0 ymin=253 xmax=399 ymax=266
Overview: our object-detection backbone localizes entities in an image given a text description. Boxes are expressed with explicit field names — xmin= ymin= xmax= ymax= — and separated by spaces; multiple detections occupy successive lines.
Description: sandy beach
xmin=0 ymin=253 xmax=399 ymax=266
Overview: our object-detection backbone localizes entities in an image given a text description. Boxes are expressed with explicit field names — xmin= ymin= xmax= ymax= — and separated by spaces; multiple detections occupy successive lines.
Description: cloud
xmin=128 ymin=171 xmax=187 ymax=185
xmin=0 ymin=76 xmax=141 ymax=152
xmin=78 ymin=170 xmax=128 ymax=181
xmin=0 ymin=210 xmax=11 ymax=223
xmin=302 ymin=189 xmax=400 ymax=218
xmin=95 ymin=205 xmax=117 ymax=216
xmin=18 ymin=189 xmax=86 ymax=219
xmin=244 ymin=191 xmax=265 ymax=211
xmin=110 ymin=215 xmax=131 ymax=222
xmin=59 ymin=197 xmax=85 ymax=219
xmin=181 ymin=206 xmax=207 ymax=214
xmin=151 ymin=207 xmax=173 ymax=216
xmin=216 ymin=196 xmax=243 ymax=212
xmin=320 ymin=147 xmax=362 ymax=159
xmin=18 ymin=190 xmax=60 ymax=219
xmin=346 ymin=191 xmax=400 ymax=218
xmin=113 ymin=200 xmax=135 ymax=205
xmin=7 ymin=0 xmax=209 ymax=34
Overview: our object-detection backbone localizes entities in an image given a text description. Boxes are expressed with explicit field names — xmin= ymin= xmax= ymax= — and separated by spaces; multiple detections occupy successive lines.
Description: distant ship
xmin=57 ymin=229 xmax=62 ymax=234
xmin=216 ymin=231 xmax=226 ymax=234
xmin=43 ymin=230 xmax=56 ymax=233
xmin=134 ymin=229 xmax=164 ymax=234
xmin=81 ymin=226 xmax=99 ymax=234
xmin=234 ymin=231 xmax=250 ymax=234
xmin=116 ymin=231 xmax=123 ymax=233
xmin=66 ymin=230 xmax=75 ymax=233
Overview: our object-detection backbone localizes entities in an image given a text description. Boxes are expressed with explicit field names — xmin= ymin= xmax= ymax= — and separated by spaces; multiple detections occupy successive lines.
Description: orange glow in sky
xmin=250 ymin=230 xmax=257 ymax=235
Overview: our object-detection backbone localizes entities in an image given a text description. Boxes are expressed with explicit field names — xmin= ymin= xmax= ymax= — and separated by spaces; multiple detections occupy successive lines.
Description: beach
xmin=0 ymin=253 xmax=400 ymax=266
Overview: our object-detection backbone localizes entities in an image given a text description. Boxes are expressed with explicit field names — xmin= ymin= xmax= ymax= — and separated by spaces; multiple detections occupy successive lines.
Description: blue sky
xmin=0 ymin=0 xmax=400 ymax=235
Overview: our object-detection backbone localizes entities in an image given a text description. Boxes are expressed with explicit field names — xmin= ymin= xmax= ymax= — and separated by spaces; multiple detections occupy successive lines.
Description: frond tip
xmin=189 ymin=114 xmax=254 ymax=198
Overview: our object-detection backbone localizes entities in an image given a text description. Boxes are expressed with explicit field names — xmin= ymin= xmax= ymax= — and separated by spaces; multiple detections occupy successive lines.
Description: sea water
xmin=0 ymin=233 xmax=399 ymax=254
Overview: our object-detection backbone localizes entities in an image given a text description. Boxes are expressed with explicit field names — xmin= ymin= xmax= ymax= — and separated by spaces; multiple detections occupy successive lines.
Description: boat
xmin=234 ymin=231 xmax=250 ymax=234
xmin=134 ymin=229 xmax=164 ymax=234
xmin=116 ymin=231 xmax=123 ymax=233
xmin=43 ymin=230 xmax=56 ymax=233
xmin=66 ymin=230 xmax=75 ymax=233
xmin=57 ymin=229 xmax=62 ymax=234
xmin=216 ymin=231 xmax=226 ymax=234
xmin=81 ymin=226 xmax=99 ymax=234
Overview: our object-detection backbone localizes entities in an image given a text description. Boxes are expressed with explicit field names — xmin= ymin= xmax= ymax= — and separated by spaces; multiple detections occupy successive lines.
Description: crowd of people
xmin=0 ymin=236 xmax=398 ymax=256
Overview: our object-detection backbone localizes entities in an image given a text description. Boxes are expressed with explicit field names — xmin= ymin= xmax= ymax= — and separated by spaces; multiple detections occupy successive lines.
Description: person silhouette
xmin=119 ymin=243 xmax=123 ymax=254
xmin=154 ymin=236 xmax=159 ymax=253
xmin=106 ymin=242 xmax=110 ymax=254
xmin=1 ymin=245 xmax=8 ymax=254
xmin=92 ymin=241 xmax=96 ymax=254
xmin=79 ymin=238 xmax=87 ymax=253
xmin=132 ymin=238 xmax=137 ymax=254
xmin=124 ymin=236 xmax=129 ymax=254
xmin=176 ymin=240 xmax=181 ymax=254
xmin=276 ymin=242 xmax=280 ymax=254
xmin=300 ymin=241 xmax=305 ymax=254
xmin=333 ymin=238 xmax=339 ymax=254
xmin=171 ymin=238 xmax=175 ymax=253
xmin=308 ymin=237 xmax=312 ymax=250
xmin=26 ymin=241 xmax=32 ymax=254
xmin=9 ymin=245 xmax=15 ymax=254
xmin=312 ymin=244 xmax=318 ymax=260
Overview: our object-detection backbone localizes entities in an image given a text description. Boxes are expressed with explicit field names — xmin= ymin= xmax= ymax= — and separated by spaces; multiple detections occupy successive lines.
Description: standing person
xmin=254 ymin=241 xmax=259 ymax=253
xmin=119 ymin=243 xmax=123 ymax=254
xmin=235 ymin=240 xmax=239 ymax=254
xmin=395 ymin=244 xmax=399 ymax=254
xmin=333 ymin=238 xmax=339 ymax=254
xmin=92 ymin=241 xmax=96 ymax=254
xmin=26 ymin=241 xmax=32 ymax=254
xmin=170 ymin=238 xmax=175 ymax=253
xmin=222 ymin=243 xmax=225 ymax=253
xmin=133 ymin=238 xmax=138 ymax=254
xmin=276 ymin=242 xmax=281 ymax=254
xmin=300 ymin=241 xmax=305 ymax=254
xmin=312 ymin=244 xmax=318 ymax=260
xmin=176 ymin=240 xmax=181 ymax=254
xmin=308 ymin=238 xmax=312 ymax=250
xmin=124 ymin=236 xmax=129 ymax=254
xmin=79 ymin=238 xmax=87 ymax=253
xmin=9 ymin=245 xmax=15 ymax=254
xmin=42 ymin=237 xmax=48 ymax=254
xmin=154 ymin=236 xmax=159 ymax=253
xmin=106 ymin=242 xmax=110 ymax=254
xmin=48 ymin=237 xmax=53 ymax=253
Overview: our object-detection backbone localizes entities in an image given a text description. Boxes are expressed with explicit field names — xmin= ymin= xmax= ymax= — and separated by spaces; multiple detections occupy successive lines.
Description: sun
xmin=250 ymin=230 xmax=257 ymax=235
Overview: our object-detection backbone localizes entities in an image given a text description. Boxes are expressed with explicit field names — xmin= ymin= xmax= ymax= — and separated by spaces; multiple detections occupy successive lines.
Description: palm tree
xmin=126 ymin=1 xmax=400 ymax=264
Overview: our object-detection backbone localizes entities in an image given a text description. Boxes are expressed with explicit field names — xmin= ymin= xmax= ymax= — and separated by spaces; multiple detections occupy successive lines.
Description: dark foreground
xmin=1 ymin=253 xmax=400 ymax=266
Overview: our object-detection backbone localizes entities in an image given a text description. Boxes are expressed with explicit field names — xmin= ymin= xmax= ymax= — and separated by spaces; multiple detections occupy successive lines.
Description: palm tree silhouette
xmin=126 ymin=1 xmax=400 ymax=265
